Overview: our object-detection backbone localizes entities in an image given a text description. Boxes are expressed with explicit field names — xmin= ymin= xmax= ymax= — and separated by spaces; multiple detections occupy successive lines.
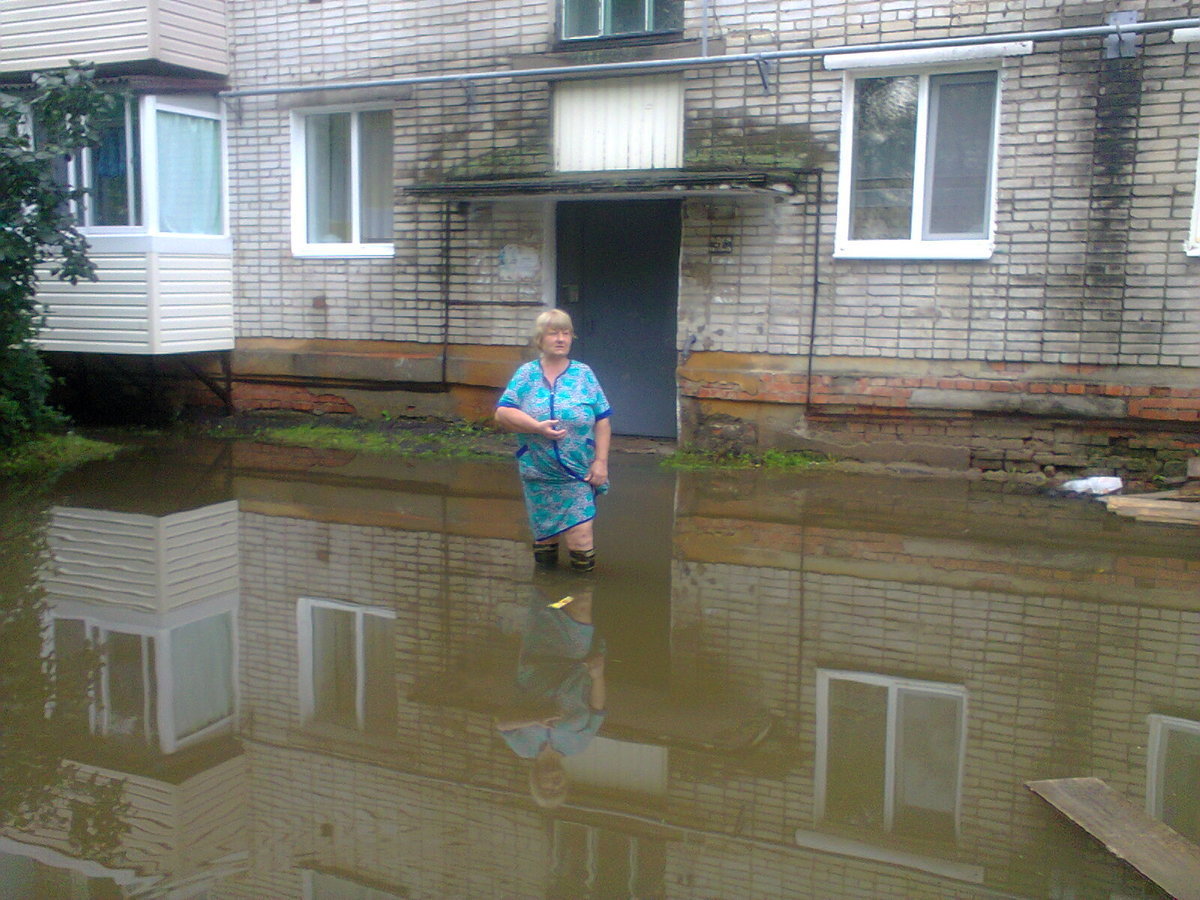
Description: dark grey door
xmin=556 ymin=200 xmax=681 ymax=438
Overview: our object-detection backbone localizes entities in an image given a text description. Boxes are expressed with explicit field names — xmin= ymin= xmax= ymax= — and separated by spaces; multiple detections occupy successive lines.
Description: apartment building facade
xmin=3 ymin=1 xmax=1200 ymax=470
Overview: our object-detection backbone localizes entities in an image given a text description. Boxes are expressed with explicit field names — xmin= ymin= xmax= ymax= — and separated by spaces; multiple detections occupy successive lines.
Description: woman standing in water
xmin=495 ymin=309 xmax=611 ymax=572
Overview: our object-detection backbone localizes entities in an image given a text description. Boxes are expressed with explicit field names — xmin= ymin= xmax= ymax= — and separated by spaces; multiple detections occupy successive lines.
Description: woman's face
xmin=540 ymin=327 xmax=572 ymax=358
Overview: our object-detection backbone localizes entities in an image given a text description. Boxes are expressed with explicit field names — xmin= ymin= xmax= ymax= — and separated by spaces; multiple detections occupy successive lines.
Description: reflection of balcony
xmin=0 ymin=0 xmax=228 ymax=77
xmin=42 ymin=502 xmax=240 ymax=757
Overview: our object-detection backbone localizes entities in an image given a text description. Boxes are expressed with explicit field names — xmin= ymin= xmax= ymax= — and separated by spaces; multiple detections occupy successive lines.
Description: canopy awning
xmin=407 ymin=169 xmax=806 ymax=201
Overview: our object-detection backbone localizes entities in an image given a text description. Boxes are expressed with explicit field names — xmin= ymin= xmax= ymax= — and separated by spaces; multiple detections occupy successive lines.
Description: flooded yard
xmin=1 ymin=432 xmax=1198 ymax=898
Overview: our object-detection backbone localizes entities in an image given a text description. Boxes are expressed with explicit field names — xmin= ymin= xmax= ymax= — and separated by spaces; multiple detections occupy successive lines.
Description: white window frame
xmin=1146 ymin=714 xmax=1200 ymax=828
xmin=834 ymin=64 xmax=1003 ymax=260
xmin=289 ymin=106 xmax=395 ymax=259
xmin=1189 ymin=147 xmax=1200 ymax=255
xmin=51 ymin=94 xmax=229 ymax=252
xmin=814 ymin=669 xmax=968 ymax=838
xmin=297 ymin=596 xmax=396 ymax=730
xmin=560 ymin=0 xmax=679 ymax=41
xmin=49 ymin=599 xmax=238 ymax=755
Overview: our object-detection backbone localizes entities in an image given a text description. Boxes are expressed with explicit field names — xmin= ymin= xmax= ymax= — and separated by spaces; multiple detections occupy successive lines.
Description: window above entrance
xmin=560 ymin=0 xmax=683 ymax=42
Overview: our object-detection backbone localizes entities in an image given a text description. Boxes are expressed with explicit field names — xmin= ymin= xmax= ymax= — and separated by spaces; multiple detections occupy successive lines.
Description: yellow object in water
xmin=547 ymin=595 xmax=574 ymax=609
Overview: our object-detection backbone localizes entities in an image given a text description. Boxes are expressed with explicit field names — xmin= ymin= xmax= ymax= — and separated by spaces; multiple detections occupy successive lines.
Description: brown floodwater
xmin=1 ymin=433 xmax=1197 ymax=899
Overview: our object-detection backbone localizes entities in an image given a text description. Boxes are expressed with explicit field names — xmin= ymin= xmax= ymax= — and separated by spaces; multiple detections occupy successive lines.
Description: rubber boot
xmin=569 ymin=548 xmax=595 ymax=573
xmin=533 ymin=542 xmax=559 ymax=568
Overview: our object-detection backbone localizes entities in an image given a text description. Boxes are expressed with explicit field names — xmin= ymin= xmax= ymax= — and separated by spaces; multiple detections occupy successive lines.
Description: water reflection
xmin=0 ymin=438 xmax=1196 ymax=898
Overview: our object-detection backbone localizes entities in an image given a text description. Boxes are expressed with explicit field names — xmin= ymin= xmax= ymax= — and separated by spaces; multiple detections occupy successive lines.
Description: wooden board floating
xmin=1101 ymin=488 xmax=1200 ymax=527
xmin=1026 ymin=776 xmax=1200 ymax=900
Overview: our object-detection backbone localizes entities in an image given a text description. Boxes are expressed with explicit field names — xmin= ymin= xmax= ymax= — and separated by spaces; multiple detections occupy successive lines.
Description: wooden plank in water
xmin=1026 ymin=776 xmax=1200 ymax=900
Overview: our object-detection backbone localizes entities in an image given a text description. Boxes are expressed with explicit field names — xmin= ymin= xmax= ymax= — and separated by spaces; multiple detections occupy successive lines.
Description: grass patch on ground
xmin=222 ymin=418 xmax=511 ymax=459
xmin=663 ymin=446 xmax=831 ymax=471
xmin=0 ymin=433 xmax=122 ymax=478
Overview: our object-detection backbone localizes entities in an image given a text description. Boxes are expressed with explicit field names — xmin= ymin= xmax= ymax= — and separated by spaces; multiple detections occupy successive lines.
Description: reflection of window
xmin=52 ymin=612 xmax=236 ymax=754
xmin=290 ymin=109 xmax=393 ymax=256
xmin=835 ymin=69 xmax=998 ymax=259
xmin=1147 ymin=715 xmax=1200 ymax=843
xmin=816 ymin=670 xmax=966 ymax=840
xmin=299 ymin=598 xmax=397 ymax=734
xmin=38 ymin=95 xmax=224 ymax=235
xmin=561 ymin=0 xmax=682 ymax=40
xmin=1189 ymin=141 xmax=1200 ymax=255
xmin=550 ymin=821 xmax=664 ymax=900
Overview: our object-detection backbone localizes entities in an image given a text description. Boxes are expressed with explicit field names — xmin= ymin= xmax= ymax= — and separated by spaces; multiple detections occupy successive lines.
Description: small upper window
xmin=291 ymin=108 xmax=394 ymax=257
xmin=835 ymin=68 xmax=999 ymax=259
xmin=561 ymin=0 xmax=683 ymax=41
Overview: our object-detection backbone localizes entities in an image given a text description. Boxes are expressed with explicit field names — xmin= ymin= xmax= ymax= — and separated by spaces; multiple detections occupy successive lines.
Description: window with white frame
xmin=37 ymin=94 xmax=224 ymax=236
xmin=298 ymin=598 xmax=397 ymax=734
xmin=815 ymin=670 xmax=967 ymax=840
xmin=835 ymin=68 xmax=1000 ymax=259
xmin=561 ymin=0 xmax=682 ymax=41
xmin=1147 ymin=714 xmax=1200 ymax=843
xmin=290 ymin=109 xmax=394 ymax=257
xmin=52 ymin=611 xmax=236 ymax=754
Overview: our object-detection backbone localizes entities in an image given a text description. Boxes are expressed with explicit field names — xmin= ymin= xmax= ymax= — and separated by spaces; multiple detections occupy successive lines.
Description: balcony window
xmin=561 ymin=0 xmax=683 ymax=40
xmin=41 ymin=95 xmax=224 ymax=236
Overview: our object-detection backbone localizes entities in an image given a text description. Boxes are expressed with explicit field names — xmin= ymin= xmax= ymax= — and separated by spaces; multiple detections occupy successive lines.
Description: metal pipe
xmin=222 ymin=16 xmax=1200 ymax=99
xmin=701 ymin=0 xmax=710 ymax=58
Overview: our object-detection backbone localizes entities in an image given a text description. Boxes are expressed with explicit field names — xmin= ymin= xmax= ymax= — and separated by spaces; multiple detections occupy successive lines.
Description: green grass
xmin=246 ymin=421 xmax=508 ymax=459
xmin=662 ymin=446 xmax=830 ymax=470
xmin=0 ymin=433 xmax=122 ymax=478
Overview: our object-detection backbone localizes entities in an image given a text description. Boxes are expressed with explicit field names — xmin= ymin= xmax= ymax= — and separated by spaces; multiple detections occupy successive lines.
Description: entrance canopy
xmin=407 ymin=169 xmax=804 ymax=201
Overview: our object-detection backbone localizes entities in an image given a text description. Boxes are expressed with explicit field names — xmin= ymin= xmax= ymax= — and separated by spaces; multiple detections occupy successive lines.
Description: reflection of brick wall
xmin=214 ymin=742 xmax=548 ymax=899
xmin=667 ymin=548 xmax=1200 ymax=892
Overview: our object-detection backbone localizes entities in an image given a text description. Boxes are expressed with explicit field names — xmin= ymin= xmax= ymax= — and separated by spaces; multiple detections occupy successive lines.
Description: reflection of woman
xmin=495 ymin=309 xmax=612 ymax=572
xmin=495 ymin=586 xmax=606 ymax=809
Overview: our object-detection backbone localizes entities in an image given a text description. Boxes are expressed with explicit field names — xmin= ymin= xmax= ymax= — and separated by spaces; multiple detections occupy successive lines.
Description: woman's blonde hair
xmin=531 ymin=308 xmax=575 ymax=351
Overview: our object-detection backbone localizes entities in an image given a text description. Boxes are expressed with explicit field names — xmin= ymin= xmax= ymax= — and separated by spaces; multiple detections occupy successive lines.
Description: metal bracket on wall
xmin=1105 ymin=11 xmax=1140 ymax=59
xmin=754 ymin=57 xmax=776 ymax=95
xmin=463 ymin=80 xmax=477 ymax=111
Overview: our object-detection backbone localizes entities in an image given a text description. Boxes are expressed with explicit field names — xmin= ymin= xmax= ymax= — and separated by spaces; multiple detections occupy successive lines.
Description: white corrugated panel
xmin=554 ymin=76 xmax=684 ymax=172
xmin=34 ymin=256 xmax=154 ymax=353
xmin=45 ymin=502 xmax=239 ymax=613
xmin=35 ymin=252 xmax=234 ymax=354
xmin=0 ymin=0 xmax=226 ymax=75
xmin=157 ymin=254 xmax=235 ymax=352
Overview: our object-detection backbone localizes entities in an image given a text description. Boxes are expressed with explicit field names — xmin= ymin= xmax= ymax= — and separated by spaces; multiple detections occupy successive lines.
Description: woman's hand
xmin=537 ymin=419 xmax=566 ymax=440
xmin=585 ymin=458 xmax=608 ymax=487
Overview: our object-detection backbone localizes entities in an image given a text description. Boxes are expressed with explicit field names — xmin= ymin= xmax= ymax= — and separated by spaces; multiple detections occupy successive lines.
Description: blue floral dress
xmin=497 ymin=359 xmax=612 ymax=542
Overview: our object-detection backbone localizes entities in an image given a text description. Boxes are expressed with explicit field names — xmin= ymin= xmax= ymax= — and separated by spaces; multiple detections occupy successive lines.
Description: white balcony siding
xmin=554 ymin=76 xmax=684 ymax=172
xmin=0 ymin=0 xmax=227 ymax=76
xmin=44 ymin=502 xmax=240 ymax=614
xmin=35 ymin=252 xmax=234 ymax=354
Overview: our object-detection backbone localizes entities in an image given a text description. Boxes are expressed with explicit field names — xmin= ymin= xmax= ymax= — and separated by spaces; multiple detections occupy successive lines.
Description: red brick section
xmin=232 ymin=383 xmax=357 ymax=416
xmin=686 ymin=373 xmax=1200 ymax=422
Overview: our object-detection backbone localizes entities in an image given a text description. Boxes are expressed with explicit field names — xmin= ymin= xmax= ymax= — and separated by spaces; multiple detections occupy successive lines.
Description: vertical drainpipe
xmin=701 ymin=0 xmax=710 ymax=56
xmin=804 ymin=170 xmax=822 ymax=412
xmin=440 ymin=200 xmax=452 ymax=385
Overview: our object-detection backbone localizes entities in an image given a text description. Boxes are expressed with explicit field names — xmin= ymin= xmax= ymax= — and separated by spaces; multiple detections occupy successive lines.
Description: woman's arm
xmin=586 ymin=416 xmax=611 ymax=486
xmin=496 ymin=405 xmax=566 ymax=439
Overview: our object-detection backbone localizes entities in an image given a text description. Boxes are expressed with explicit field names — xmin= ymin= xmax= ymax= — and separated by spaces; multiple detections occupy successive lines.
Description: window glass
xmin=171 ymin=613 xmax=234 ymax=739
xmin=824 ymin=678 xmax=888 ymax=828
xmin=1162 ymin=727 xmax=1200 ymax=843
xmin=924 ymin=71 xmax=997 ymax=239
xmin=306 ymin=112 xmax=352 ymax=243
xmin=157 ymin=111 xmax=222 ymax=235
xmin=895 ymin=689 xmax=960 ymax=837
xmin=303 ymin=110 xmax=392 ymax=246
xmin=312 ymin=605 xmax=357 ymax=727
xmin=562 ymin=0 xmax=678 ymax=39
xmin=359 ymin=110 xmax=394 ymax=243
xmin=89 ymin=102 xmax=140 ymax=226
xmin=849 ymin=75 xmax=918 ymax=241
